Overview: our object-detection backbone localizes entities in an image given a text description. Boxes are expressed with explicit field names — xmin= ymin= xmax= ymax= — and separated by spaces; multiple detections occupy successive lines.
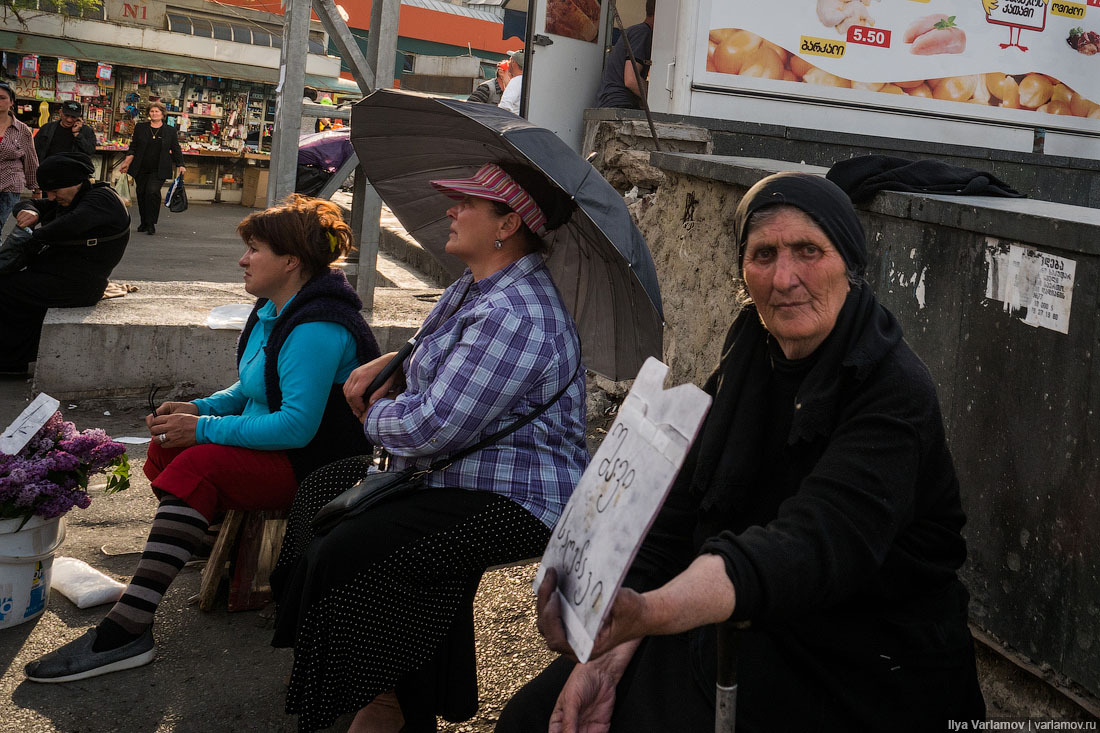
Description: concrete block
xmin=36 ymin=281 xmax=250 ymax=400
xmin=35 ymin=282 xmax=434 ymax=400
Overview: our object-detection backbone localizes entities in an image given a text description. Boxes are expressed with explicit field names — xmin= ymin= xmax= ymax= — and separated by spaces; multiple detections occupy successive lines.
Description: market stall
xmin=3 ymin=54 xmax=283 ymax=202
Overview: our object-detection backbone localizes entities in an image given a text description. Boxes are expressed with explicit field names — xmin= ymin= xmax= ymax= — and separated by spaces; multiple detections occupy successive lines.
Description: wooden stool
xmin=198 ymin=509 xmax=288 ymax=612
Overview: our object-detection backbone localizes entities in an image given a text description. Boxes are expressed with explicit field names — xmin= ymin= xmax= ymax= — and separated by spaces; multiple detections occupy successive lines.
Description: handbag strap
xmin=424 ymin=359 xmax=581 ymax=475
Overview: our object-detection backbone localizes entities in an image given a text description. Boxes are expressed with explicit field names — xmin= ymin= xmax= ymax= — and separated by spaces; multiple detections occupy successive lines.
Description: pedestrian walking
xmin=118 ymin=101 xmax=185 ymax=235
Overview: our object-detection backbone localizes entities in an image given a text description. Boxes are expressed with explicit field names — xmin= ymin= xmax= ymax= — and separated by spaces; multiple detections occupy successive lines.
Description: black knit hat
xmin=36 ymin=152 xmax=95 ymax=190
xmin=733 ymin=172 xmax=868 ymax=275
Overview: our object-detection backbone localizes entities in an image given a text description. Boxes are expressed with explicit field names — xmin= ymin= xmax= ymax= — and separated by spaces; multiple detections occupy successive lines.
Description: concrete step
xmin=35 ymin=281 xmax=439 ymax=399
xmin=375 ymin=251 xmax=439 ymax=289
xmin=330 ymin=192 xmax=454 ymax=289
xmin=377 ymin=208 xmax=454 ymax=288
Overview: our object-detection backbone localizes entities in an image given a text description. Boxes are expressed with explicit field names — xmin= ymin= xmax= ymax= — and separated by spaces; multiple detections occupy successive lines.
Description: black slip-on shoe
xmin=24 ymin=628 xmax=155 ymax=683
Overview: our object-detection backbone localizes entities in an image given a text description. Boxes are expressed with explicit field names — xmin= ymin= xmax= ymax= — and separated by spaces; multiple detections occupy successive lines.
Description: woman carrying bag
xmin=272 ymin=162 xmax=589 ymax=733
xmin=118 ymin=101 xmax=184 ymax=235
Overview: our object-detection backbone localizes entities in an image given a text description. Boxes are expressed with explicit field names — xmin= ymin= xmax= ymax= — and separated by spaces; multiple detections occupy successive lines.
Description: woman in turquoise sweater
xmin=25 ymin=195 xmax=380 ymax=684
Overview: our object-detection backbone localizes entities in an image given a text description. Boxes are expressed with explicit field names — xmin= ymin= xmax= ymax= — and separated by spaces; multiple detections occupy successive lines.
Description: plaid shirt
xmin=364 ymin=253 xmax=588 ymax=527
xmin=0 ymin=116 xmax=38 ymax=193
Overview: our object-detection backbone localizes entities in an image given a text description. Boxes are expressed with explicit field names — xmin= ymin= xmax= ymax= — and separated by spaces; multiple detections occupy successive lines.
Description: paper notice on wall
xmin=534 ymin=358 xmax=711 ymax=663
xmin=985 ymin=239 xmax=1076 ymax=334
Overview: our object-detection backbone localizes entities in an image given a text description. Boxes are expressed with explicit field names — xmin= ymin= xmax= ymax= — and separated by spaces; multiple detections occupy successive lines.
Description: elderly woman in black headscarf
xmin=2 ymin=151 xmax=130 ymax=375
xmin=498 ymin=172 xmax=986 ymax=732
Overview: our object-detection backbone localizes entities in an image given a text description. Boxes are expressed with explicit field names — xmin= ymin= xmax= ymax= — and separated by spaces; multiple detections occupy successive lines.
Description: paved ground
xmin=0 ymin=203 xmax=553 ymax=732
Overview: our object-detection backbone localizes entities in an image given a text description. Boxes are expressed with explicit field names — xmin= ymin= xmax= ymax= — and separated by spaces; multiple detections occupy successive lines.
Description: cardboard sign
xmin=534 ymin=358 xmax=711 ymax=663
xmin=0 ymin=394 xmax=61 ymax=456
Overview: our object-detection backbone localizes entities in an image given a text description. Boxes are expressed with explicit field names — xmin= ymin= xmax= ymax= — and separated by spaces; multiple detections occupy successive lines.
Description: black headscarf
xmin=36 ymin=152 xmax=95 ymax=190
xmin=734 ymin=172 xmax=868 ymax=276
xmin=688 ymin=172 xmax=902 ymax=514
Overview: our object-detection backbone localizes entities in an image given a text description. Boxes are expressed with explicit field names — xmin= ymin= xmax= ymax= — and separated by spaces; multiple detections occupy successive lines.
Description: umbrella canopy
xmin=350 ymin=89 xmax=663 ymax=382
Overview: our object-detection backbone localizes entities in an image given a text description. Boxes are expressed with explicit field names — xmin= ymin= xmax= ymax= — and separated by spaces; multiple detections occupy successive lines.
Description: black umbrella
xmin=349 ymin=89 xmax=663 ymax=382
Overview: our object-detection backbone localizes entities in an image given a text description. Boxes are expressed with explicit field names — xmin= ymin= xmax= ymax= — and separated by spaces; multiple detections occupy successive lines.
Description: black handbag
xmin=166 ymin=175 xmax=188 ymax=213
xmin=311 ymin=358 xmax=579 ymax=536
xmin=0 ymin=227 xmax=46 ymax=275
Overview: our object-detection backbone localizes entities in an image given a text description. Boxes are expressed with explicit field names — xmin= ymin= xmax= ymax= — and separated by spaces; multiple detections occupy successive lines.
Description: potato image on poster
xmin=705 ymin=26 xmax=1100 ymax=119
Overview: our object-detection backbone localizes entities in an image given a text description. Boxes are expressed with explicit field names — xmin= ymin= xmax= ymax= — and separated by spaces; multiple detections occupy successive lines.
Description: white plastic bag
xmin=51 ymin=557 xmax=126 ymax=609
xmin=111 ymin=171 xmax=136 ymax=208
xmin=206 ymin=304 xmax=254 ymax=331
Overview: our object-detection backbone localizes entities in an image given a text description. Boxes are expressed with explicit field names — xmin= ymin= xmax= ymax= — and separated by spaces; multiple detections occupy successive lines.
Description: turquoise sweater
xmin=193 ymin=297 xmax=358 ymax=449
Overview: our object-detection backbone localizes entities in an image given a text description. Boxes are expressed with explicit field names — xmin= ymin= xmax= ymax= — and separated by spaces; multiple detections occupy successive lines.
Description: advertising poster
xmin=696 ymin=0 xmax=1100 ymax=132
xmin=545 ymin=0 xmax=601 ymax=42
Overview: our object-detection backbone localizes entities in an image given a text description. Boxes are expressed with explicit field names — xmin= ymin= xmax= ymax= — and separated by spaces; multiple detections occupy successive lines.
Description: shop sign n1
xmin=96 ymin=63 xmax=113 ymax=82
xmin=19 ymin=55 xmax=39 ymax=79
xmin=57 ymin=58 xmax=77 ymax=75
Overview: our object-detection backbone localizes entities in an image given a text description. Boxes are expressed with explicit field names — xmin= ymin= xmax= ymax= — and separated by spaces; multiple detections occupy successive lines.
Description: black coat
xmin=126 ymin=122 xmax=183 ymax=180
xmin=11 ymin=181 xmax=131 ymax=303
xmin=622 ymin=291 xmax=985 ymax=731
xmin=33 ymin=120 xmax=97 ymax=161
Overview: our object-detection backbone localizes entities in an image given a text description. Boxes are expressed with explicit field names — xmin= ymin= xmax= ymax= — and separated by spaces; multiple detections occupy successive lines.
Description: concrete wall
xmin=635 ymin=153 xmax=1100 ymax=714
xmin=585 ymin=108 xmax=1100 ymax=208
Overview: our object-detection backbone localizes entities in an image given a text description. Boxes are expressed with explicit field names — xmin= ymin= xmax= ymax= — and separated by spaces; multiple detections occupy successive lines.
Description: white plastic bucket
xmin=0 ymin=515 xmax=65 ymax=629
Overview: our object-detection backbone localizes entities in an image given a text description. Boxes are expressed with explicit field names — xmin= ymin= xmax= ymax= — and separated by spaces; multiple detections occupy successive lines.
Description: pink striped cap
xmin=430 ymin=163 xmax=547 ymax=234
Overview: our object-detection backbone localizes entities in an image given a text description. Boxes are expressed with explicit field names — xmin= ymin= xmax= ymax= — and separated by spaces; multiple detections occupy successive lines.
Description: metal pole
xmin=352 ymin=0 xmax=399 ymax=310
xmin=312 ymin=0 xmax=375 ymax=91
xmin=715 ymin=620 xmax=751 ymax=732
xmin=268 ymin=0 xmax=311 ymax=205
xmin=366 ymin=0 xmax=401 ymax=90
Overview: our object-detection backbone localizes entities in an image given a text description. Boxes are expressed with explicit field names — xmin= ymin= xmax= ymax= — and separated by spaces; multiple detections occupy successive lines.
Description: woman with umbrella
xmin=272 ymin=161 xmax=589 ymax=732
xmin=498 ymin=172 xmax=986 ymax=731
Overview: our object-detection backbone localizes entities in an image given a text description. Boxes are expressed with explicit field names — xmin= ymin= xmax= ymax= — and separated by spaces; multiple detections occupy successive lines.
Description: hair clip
xmin=326 ymin=230 xmax=338 ymax=253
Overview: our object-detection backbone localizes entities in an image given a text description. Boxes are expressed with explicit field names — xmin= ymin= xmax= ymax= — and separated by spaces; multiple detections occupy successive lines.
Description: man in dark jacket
xmin=595 ymin=0 xmax=655 ymax=109
xmin=3 ymin=152 xmax=130 ymax=375
xmin=33 ymin=101 xmax=98 ymax=163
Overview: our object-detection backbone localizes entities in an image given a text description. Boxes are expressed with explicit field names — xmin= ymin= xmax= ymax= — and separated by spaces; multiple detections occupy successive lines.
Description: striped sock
xmin=93 ymin=496 xmax=208 ymax=652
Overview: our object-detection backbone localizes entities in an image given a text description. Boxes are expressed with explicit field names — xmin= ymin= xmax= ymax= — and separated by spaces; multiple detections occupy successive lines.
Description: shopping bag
xmin=111 ymin=171 xmax=136 ymax=207
xmin=165 ymin=174 xmax=188 ymax=213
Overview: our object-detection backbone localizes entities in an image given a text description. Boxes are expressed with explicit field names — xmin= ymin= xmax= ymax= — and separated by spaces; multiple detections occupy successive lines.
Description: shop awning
xmin=0 ymin=31 xmax=361 ymax=94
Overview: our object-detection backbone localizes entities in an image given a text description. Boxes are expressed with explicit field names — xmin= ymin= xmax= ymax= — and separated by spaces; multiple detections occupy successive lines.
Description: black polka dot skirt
xmin=271 ymin=457 xmax=551 ymax=733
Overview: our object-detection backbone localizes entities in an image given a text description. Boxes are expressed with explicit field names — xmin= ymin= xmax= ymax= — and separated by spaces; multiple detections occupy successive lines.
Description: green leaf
xmin=934 ymin=16 xmax=958 ymax=30
xmin=103 ymin=454 xmax=131 ymax=495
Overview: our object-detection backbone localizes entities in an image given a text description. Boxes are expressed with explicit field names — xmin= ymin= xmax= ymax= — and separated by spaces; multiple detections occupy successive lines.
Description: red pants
xmin=144 ymin=441 xmax=298 ymax=522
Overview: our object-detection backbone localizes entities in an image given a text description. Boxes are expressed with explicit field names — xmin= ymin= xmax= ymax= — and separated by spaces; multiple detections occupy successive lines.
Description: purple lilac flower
xmin=0 ymin=413 xmax=128 ymax=522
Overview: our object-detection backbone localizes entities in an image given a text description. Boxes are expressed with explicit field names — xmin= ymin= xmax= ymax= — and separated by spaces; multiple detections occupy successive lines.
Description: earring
xmin=494 ymin=239 xmax=503 ymax=250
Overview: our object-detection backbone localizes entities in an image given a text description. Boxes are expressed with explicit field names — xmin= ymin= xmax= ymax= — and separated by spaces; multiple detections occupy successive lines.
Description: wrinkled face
xmin=45 ymin=184 xmax=83 ymax=207
xmin=742 ymin=206 xmax=851 ymax=360
xmin=444 ymin=196 xmax=505 ymax=263
xmin=239 ymin=237 xmax=292 ymax=300
xmin=60 ymin=113 xmax=80 ymax=128
xmin=148 ymin=106 xmax=164 ymax=123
